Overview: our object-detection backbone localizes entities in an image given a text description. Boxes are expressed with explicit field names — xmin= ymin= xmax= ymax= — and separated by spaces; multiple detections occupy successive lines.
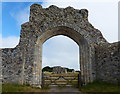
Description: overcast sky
xmin=1 ymin=0 xmax=119 ymax=70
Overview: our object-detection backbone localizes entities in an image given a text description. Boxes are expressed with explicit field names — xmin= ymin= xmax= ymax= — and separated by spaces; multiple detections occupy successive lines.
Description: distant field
xmin=43 ymin=72 xmax=79 ymax=87
xmin=43 ymin=72 xmax=79 ymax=76
xmin=43 ymin=72 xmax=79 ymax=82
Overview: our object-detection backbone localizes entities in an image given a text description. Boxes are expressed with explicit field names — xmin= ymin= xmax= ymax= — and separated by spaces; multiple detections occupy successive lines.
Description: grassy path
xmin=2 ymin=81 xmax=120 ymax=93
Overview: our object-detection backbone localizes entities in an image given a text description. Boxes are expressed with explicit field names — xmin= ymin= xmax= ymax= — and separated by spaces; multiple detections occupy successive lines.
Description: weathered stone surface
xmin=53 ymin=66 xmax=67 ymax=74
xmin=1 ymin=4 xmax=119 ymax=87
xmin=1 ymin=47 xmax=23 ymax=84
xmin=95 ymin=42 xmax=120 ymax=84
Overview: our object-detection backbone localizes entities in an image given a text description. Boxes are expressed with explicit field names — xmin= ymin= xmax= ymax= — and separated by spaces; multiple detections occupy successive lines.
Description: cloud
xmin=9 ymin=1 xmax=118 ymax=42
xmin=41 ymin=1 xmax=118 ymax=43
xmin=41 ymin=1 xmax=118 ymax=70
xmin=0 ymin=2 xmax=2 ymax=35
xmin=1 ymin=1 xmax=118 ymax=70
xmin=0 ymin=34 xmax=20 ymax=48
xmin=2 ymin=0 xmax=30 ymax=1
xmin=1 ymin=0 xmax=119 ymax=2
xmin=42 ymin=35 xmax=80 ymax=70
xmin=0 ymin=34 xmax=2 ymax=48
xmin=10 ymin=6 xmax=30 ymax=26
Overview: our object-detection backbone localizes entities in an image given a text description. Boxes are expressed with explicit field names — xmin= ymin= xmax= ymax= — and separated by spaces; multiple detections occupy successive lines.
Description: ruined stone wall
xmin=1 ymin=47 xmax=23 ymax=84
xmin=95 ymin=42 xmax=120 ymax=84
xmin=1 ymin=42 xmax=119 ymax=85
xmin=1 ymin=4 xmax=120 ymax=86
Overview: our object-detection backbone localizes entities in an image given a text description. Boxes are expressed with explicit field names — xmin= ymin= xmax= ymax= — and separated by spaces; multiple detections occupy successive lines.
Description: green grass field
xmin=80 ymin=81 xmax=120 ymax=92
xmin=2 ymin=81 xmax=120 ymax=92
xmin=2 ymin=84 xmax=49 ymax=92
xmin=43 ymin=72 xmax=79 ymax=76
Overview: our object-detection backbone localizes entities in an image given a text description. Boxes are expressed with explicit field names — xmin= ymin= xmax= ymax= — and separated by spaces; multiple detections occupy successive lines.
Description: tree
xmin=42 ymin=66 xmax=53 ymax=72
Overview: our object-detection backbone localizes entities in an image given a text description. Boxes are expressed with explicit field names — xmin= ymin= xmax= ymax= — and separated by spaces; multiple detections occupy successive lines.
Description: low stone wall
xmin=95 ymin=42 xmax=120 ymax=85
xmin=1 ymin=41 xmax=119 ymax=85
xmin=1 ymin=47 xmax=23 ymax=84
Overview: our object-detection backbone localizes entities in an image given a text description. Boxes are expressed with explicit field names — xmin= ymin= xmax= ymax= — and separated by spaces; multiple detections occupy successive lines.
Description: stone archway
xmin=34 ymin=26 xmax=92 ymax=87
xmin=21 ymin=4 xmax=107 ymax=87
xmin=2 ymin=4 xmax=119 ymax=87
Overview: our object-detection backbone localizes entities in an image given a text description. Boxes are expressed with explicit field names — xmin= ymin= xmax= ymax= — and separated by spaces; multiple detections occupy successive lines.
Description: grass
xmin=2 ymin=84 xmax=49 ymax=92
xmin=42 ymin=84 xmax=50 ymax=89
xmin=2 ymin=81 xmax=120 ymax=93
xmin=71 ymin=81 xmax=78 ymax=88
xmin=80 ymin=81 xmax=120 ymax=93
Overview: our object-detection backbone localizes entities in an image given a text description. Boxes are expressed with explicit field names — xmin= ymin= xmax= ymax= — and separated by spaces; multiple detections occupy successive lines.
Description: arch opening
xmin=42 ymin=35 xmax=80 ymax=71
xmin=33 ymin=26 xmax=92 ymax=87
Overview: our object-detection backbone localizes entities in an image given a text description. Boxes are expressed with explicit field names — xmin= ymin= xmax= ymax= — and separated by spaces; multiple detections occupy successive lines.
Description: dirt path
xmin=48 ymin=85 xmax=81 ymax=93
